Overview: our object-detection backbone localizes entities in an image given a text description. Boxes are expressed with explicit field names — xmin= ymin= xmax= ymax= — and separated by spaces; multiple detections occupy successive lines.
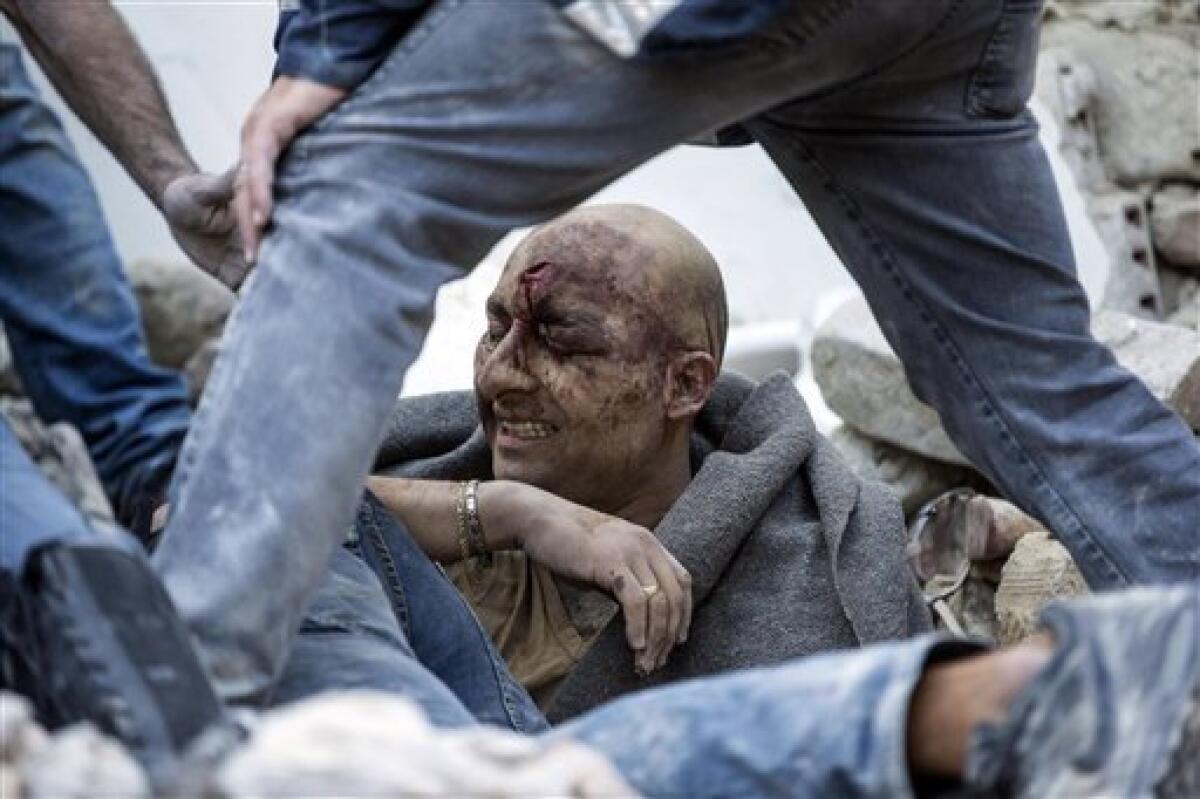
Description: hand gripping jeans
xmin=155 ymin=0 xmax=1200 ymax=702
xmin=0 ymin=42 xmax=190 ymax=529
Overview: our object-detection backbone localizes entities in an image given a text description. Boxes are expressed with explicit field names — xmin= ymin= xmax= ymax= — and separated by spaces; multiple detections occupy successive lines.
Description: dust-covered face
xmin=474 ymin=219 xmax=685 ymax=509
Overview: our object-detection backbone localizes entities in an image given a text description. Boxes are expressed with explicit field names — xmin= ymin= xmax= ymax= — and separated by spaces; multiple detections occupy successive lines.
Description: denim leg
xmin=552 ymin=634 xmax=980 ymax=798
xmin=271 ymin=545 xmax=477 ymax=729
xmin=0 ymin=44 xmax=190 ymax=527
xmin=354 ymin=492 xmax=547 ymax=732
xmin=0 ymin=416 xmax=90 ymax=575
xmin=743 ymin=2 xmax=1200 ymax=588
xmin=154 ymin=0 xmax=969 ymax=701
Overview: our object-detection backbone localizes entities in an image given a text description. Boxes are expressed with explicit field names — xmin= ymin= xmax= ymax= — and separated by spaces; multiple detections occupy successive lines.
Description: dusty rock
xmin=831 ymin=425 xmax=979 ymax=518
xmin=1087 ymin=191 xmax=1163 ymax=318
xmin=1047 ymin=0 xmax=1200 ymax=30
xmin=22 ymin=724 xmax=149 ymax=798
xmin=995 ymin=531 xmax=1087 ymax=646
xmin=183 ymin=337 xmax=221 ymax=405
xmin=1152 ymin=184 xmax=1200 ymax=270
xmin=1 ymin=693 xmax=148 ymax=799
xmin=1039 ymin=22 xmax=1200 ymax=187
xmin=811 ymin=297 xmax=970 ymax=467
xmin=216 ymin=691 xmax=630 ymax=798
xmin=128 ymin=260 xmax=233 ymax=369
xmin=1168 ymin=277 xmax=1200 ymax=330
xmin=1092 ymin=310 xmax=1200 ymax=428
xmin=0 ymin=398 xmax=114 ymax=523
xmin=0 ymin=694 xmax=48 ymax=765
xmin=813 ymin=298 xmax=1200 ymax=465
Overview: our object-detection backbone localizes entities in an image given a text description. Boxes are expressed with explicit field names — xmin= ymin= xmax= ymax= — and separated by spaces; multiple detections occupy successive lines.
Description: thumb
xmin=188 ymin=166 xmax=238 ymax=206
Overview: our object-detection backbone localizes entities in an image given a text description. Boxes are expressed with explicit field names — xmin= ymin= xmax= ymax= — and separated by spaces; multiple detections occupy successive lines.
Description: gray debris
xmin=830 ymin=425 xmax=980 ymax=517
xmin=813 ymin=298 xmax=1200 ymax=468
xmin=995 ymin=531 xmax=1088 ymax=646
xmin=1152 ymin=184 xmax=1200 ymax=270
xmin=811 ymin=298 xmax=970 ymax=467
xmin=1039 ymin=22 xmax=1200 ymax=188
xmin=0 ymin=398 xmax=114 ymax=524
xmin=1092 ymin=310 xmax=1200 ymax=429
xmin=128 ymin=260 xmax=233 ymax=369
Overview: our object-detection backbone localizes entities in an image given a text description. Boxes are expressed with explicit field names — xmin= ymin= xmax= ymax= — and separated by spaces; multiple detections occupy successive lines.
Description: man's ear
xmin=664 ymin=351 xmax=718 ymax=420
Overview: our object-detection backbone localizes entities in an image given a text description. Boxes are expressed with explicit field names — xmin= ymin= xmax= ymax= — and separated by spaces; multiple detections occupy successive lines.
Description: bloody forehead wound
xmin=515 ymin=261 xmax=560 ymax=324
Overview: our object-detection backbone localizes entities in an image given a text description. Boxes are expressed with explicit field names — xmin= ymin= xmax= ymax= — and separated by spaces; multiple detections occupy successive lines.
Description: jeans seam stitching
xmin=361 ymin=503 xmax=412 ymax=637
xmin=793 ymin=138 xmax=1128 ymax=587
xmin=965 ymin=0 xmax=1023 ymax=117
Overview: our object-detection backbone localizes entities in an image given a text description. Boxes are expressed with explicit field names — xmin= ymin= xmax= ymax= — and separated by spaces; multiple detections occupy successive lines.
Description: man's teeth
xmin=500 ymin=421 xmax=556 ymax=439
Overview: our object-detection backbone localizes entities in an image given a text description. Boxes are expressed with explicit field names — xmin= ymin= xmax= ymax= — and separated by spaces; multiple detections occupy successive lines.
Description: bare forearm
xmin=7 ymin=0 xmax=195 ymax=207
xmin=365 ymin=477 xmax=521 ymax=564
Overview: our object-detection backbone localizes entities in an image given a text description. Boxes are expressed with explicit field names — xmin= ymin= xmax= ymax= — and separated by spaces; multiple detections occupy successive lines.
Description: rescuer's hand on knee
xmin=235 ymin=76 xmax=347 ymax=264
xmin=162 ymin=167 xmax=250 ymax=290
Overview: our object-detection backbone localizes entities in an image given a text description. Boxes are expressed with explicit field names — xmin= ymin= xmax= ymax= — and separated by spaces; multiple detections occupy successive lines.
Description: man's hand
xmin=162 ymin=169 xmax=250 ymax=290
xmin=491 ymin=482 xmax=693 ymax=676
xmin=236 ymin=76 xmax=348 ymax=264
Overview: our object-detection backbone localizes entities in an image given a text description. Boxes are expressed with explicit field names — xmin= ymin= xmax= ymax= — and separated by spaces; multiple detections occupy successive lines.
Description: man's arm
xmin=4 ymin=0 xmax=193 ymax=208
xmin=366 ymin=476 xmax=692 ymax=675
xmin=2 ymin=1 xmax=249 ymax=288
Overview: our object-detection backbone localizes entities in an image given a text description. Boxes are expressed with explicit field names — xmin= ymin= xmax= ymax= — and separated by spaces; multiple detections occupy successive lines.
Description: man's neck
xmin=602 ymin=454 xmax=692 ymax=531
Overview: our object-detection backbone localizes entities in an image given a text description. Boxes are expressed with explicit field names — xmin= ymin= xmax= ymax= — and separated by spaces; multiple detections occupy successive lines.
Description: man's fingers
xmin=610 ymin=567 xmax=648 ymax=663
xmin=647 ymin=555 xmax=685 ymax=668
xmin=234 ymin=163 xmax=258 ymax=265
xmin=676 ymin=560 xmax=693 ymax=644
xmin=630 ymin=559 xmax=667 ymax=674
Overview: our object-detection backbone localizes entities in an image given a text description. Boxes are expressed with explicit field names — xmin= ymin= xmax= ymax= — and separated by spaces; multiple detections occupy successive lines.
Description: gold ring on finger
xmin=640 ymin=583 xmax=660 ymax=599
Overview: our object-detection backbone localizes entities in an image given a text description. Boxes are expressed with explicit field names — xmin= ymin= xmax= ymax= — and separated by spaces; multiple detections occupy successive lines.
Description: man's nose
xmin=477 ymin=325 xmax=538 ymax=396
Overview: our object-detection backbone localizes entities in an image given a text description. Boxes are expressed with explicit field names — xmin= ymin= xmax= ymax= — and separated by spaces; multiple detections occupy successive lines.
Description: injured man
xmin=5 ymin=206 xmax=1197 ymax=796
xmin=352 ymin=203 xmax=931 ymax=717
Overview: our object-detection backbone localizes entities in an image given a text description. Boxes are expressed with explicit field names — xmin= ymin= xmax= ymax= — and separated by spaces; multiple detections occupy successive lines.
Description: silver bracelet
xmin=464 ymin=479 xmax=492 ymax=566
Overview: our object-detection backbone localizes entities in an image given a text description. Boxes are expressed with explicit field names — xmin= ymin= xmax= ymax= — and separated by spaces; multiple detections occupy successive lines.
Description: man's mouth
xmin=497 ymin=420 xmax=559 ymax=440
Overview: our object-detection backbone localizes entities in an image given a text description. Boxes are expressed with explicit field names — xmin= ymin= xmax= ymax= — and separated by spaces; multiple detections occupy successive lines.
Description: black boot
xmin=11 ymin=541 xmax=225 ymax=782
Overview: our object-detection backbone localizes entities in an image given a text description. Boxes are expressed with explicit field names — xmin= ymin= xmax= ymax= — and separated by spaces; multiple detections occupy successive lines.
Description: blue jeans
xmin=0 ymin=43 xmax=190 ymax=529
xmin=155 ymin=0 xmax=1200 ymax=702
xmin=272 ymin=492 xmax=546 ymax=733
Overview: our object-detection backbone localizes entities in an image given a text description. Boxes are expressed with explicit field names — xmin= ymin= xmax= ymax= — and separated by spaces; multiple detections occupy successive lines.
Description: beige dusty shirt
xmin=447 ymin=552 xmax=617 ymax=708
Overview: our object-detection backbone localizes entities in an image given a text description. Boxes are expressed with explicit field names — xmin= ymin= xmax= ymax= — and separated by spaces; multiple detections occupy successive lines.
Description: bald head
xmin=511 ymin=204 xmax=728 ymax=366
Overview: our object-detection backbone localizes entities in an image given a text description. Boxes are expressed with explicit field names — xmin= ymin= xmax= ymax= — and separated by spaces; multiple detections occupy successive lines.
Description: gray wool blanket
xmin=374 ymin=371 xmax=931 ymax=722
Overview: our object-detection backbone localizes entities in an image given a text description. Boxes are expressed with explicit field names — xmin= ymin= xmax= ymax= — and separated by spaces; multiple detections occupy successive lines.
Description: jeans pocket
xmin=966 ymin=0 xmax=1046 ymax=118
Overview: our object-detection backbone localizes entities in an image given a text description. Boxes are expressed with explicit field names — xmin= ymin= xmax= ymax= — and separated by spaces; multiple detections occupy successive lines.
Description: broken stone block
xmin=831 ymin=425 xmax=979 ymax=518
xmin=995 ymin=531 xmax=1087 ymax=646
xmin=21 ymin=723 xmax=149 ymax=799
xmin=1168 ymin=280 xmax=1200 ymax=331
xmin=1046 ymin=0 xmax=1200 ymax=30
xmin=813 ymin=298 xmax=1200 ymax=468
xmin=0 ymin=399 xmax=114 ymax=524
xmin=1039 ymin=23 xmax=1200 ymax=187
xmin=128 ymin=260 xmax=233 ymax=369
xmin=217 ymin=691 xmax=630 ymax=798
xmin=1088 ymin=192 xmax=1163 ymax=318
xmin=1152 ymin=184 xmax=1200 ymax=270
xmin=810 ymin=298 xmax=970 ymax=467
xmin=1092 ymin=310 xmax=1200 ymax=428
